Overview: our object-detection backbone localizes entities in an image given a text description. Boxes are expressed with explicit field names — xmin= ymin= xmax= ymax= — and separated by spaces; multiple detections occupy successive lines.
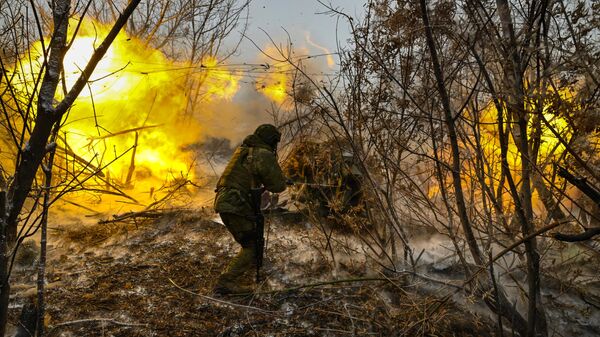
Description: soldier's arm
xmin=255 ymin=149 xmax=287 ymax=193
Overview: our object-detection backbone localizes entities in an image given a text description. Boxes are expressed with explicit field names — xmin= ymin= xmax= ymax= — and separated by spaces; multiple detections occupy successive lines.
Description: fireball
xmin=10 ymin=18 xmax=241 ymax=206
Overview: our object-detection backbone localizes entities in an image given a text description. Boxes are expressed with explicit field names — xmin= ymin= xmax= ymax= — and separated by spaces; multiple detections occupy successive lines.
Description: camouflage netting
xmin=283 ymin=140 xmax=365 ymax=217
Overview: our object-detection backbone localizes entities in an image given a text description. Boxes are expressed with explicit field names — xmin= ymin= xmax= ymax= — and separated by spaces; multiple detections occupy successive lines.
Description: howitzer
xmin=249 ymin=186 xmax=265 ymax=282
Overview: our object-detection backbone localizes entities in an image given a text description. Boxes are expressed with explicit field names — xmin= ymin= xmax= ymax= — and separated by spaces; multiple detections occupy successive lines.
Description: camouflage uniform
xmin=214 ymin=124 xmax=287 ymax=294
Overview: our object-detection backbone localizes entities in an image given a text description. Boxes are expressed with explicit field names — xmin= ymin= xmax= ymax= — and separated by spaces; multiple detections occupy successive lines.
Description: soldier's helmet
xmin=255 ymin=124 xmax=281 ymax=148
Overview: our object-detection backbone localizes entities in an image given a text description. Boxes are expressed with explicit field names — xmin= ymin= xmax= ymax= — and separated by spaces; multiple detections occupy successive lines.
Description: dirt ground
xmin=9 ymin=210 xmax=494 ymax=336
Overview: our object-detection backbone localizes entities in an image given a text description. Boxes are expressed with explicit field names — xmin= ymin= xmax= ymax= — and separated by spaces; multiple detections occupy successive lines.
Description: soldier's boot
xmin=213 ymin=280 xmax=254 ymax=295
xmin=214 ymin=245 xmax=257 ymax=295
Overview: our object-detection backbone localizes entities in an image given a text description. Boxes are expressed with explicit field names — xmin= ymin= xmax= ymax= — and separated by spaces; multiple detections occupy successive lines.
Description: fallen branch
xmin=50 ymin=318 xmax=148 ymax=329
xmin=99 ymin=210 xmax=163 ymax=224
xmin=237 ymin=276 xmax=391 ymax=296
xmin=167 ymin=277 xmax=278 ymax=314
xmin=99 ymin=208 xmax=190 ymax=224
xmin=238 ymin=272 xmax=460 ymax=296
xmin=408 ymin=271 xmax=464 ymax=290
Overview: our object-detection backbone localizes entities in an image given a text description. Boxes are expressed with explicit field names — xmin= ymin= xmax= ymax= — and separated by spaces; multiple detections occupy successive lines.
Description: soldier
xmin=213 ymin=124 xmax=287 ymax=294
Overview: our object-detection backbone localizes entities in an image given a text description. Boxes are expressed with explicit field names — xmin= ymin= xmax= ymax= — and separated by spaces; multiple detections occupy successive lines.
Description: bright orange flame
xmin=477 ymin=88 xmax=573 ymax=172
xmin=12 ymin=18 xmax=242 ymax=206
xmin=254 ymin=44 xmax=327 ymax=108
xmin=253 ymin=45 xmax=315 ymax=107
xmin=467 ymin=87 xmax=574 ymax=210
xmin=255 ymin=54 xmax=290 ymax=105
xmin=258 ymin=72 xmax=288 ymax=104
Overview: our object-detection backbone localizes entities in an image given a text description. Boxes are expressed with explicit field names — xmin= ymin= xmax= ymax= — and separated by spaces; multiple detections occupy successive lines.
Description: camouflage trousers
xmin=216 ymin=212 xmax=257 ymax=288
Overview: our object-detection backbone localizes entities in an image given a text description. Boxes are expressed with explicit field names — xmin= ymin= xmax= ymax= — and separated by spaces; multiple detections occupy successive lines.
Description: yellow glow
xmin=11 ymin=18 xmax=242 ymax=204
xmin=536 ymin=88 xmax=573 ymax=160
xmin=254 ymin=46 xmax=293 ymax=106
xmin=468 ymin=86 xmax=575 ymax=210
xmin=259 ymin=75 xmax=287 ymax=104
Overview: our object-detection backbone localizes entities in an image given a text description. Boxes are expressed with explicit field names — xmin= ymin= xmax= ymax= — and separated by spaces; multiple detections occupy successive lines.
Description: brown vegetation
xmin=8 ymin=211 xmax=493 ymax=336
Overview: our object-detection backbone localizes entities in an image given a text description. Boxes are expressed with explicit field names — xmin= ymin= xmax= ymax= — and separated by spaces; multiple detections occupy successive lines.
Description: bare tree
xmin=1 ymin=0 xmax=252 ymax=332
xmin=0 ymin=0 xmax=148 ymax=336
xmin=279 ymin=0 xmax=600 ymax=336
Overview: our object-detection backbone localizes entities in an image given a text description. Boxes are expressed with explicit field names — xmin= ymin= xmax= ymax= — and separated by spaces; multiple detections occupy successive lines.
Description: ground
xmin=9 ymin=210 xmax=493 ymax=337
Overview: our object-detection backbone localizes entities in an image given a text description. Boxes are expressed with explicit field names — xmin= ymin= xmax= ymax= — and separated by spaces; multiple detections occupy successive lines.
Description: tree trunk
xmin=419 ymin=1 xmax=532 ymax=335
xmin=495 ymin=0 xmax=547 ymax=335
xmin=15 ymin=297 xmax=37 ymax=337
xmin=0 ymin=191 xmax=8 ymax=337
xmin=0 ymin=0 xmax=143 ymax=335
xmin=36 ymin=141 xmax=57 ymax=337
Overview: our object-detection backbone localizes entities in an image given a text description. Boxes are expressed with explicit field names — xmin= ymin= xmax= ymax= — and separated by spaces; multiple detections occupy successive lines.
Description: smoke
xmin=197 ymin=83 xmax=279 ymax=145
xmin=305 ymin=32 xmax=336 ymax=69
xmin=188 ymin=42 xmax=333 ymax=172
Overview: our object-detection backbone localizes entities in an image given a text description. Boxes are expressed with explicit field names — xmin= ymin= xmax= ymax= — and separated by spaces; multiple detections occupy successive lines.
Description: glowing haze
xmin=10 ymin=18 xmax=293 ymax=209
xmin=4 ymin=14 xmax=327 ymax=214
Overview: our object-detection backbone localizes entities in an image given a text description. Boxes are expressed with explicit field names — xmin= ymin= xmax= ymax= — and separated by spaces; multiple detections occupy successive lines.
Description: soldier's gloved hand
xmin=286 ymin=179 xmax=294 ymax=186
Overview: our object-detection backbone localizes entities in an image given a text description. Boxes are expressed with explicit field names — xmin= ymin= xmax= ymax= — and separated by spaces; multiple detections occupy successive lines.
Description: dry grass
xmin=10 ymin=211 xmax=494 ymax=336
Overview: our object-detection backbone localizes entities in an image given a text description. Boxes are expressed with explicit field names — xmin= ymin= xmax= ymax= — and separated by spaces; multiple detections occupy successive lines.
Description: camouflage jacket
xmin=214 ymin=134 xmax=287 ymax=216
